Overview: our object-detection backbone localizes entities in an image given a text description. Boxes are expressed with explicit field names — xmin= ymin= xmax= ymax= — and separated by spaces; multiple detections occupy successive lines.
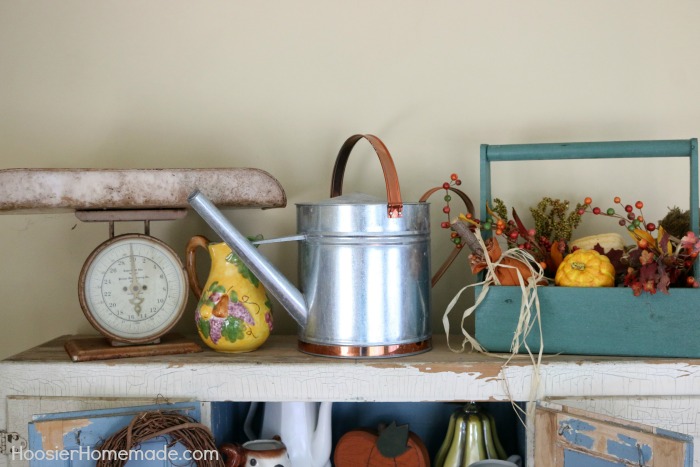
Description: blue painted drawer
xmin=24 ymin=402 xmax=203 ymax=466
xmin=535 ymin=401 xmax=693 ymax=466
xmin=474 ymin=139 xmax=700 ymax=357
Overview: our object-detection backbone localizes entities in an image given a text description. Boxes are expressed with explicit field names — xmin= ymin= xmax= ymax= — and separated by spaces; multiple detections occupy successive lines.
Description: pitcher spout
xmin=188 ymin=189 xmax=308 ymax=327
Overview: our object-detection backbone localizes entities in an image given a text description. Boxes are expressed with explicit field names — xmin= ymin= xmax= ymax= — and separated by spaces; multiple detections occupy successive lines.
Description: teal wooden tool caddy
xmin=474 ymin=139 xmax=700 ymax=357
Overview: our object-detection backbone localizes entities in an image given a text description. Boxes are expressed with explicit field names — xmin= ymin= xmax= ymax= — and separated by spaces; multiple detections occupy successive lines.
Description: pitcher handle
xmin=419 ymin=186 xmax=476 ymax=287
xmin=186 ymin=235 xmax=210 ymax=299
xmin=219 ymin=443 xmax=245 ymax=467
xmin=330 ymin=134 xmax=403 ymax=219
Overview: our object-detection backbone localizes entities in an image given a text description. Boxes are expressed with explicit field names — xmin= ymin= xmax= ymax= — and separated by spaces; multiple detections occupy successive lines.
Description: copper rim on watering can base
xmin=298 ymin=338 xmax=432 ymax=358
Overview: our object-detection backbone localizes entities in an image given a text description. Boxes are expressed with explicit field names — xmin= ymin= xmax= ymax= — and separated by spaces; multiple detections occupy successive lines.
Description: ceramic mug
xmin=220 ymin=439 xmax=291 ymax=467
xmin=470 ymin=455 xmax=522 ymax=467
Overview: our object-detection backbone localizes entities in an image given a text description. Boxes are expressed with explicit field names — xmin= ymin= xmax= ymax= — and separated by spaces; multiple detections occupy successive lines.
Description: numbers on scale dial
xmin=83 ymin=236 xmax=186 ymax=340
xmin=97 ymin=249 xmax=168 ymax=320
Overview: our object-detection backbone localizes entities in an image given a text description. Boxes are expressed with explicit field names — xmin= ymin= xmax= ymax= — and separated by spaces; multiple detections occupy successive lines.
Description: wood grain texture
xmin=552 ymin=397 xmax=700 ymax=438
xmin=535 ymin=402 xmax=691 ymax=466
xmin=534 ymin=407 xmax=558 ymax=466
xmin=4 ymin=335 xmax=700 ymax=403
xmin=0 ymin=168 xmax=286 ymax=212
xmin=64 ymin=334 xmax=202 ymax=362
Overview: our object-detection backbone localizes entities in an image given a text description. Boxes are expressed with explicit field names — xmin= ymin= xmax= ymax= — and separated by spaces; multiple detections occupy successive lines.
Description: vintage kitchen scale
xmin=64 ymin=208 xmax=203 ymax=361
xmin=0 ymin=168 xmax=287 ymax=362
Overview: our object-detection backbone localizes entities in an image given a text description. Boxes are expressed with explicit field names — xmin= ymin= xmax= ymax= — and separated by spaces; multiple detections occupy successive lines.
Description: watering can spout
xmin=188 ymin=190 xmax=308 ymax=327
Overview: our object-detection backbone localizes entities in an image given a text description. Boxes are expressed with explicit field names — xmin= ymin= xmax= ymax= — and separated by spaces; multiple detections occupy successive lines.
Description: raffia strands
xmin=443 ymin=229 xmax=545 ymax=430
xmin=95 ymin=411 xmax=224 ymax=467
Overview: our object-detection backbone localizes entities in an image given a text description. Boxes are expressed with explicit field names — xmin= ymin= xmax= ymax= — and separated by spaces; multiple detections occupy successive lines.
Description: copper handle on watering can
xmin=330 ymin=134 xmax=403 ymax=218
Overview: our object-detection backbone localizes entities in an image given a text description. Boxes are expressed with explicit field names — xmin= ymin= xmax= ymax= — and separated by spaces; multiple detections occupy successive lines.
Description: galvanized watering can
xmin=189 ymin=134 xmax=431 ymax=358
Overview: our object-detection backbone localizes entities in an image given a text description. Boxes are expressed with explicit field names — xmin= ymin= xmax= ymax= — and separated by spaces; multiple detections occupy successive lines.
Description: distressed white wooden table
xmin=1 ymin=335 xmax=700 ymax=465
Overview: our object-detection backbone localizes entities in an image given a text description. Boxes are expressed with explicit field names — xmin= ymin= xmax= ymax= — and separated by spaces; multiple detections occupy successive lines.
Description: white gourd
xmin=570 ymin=233 xmax=627 ymax=253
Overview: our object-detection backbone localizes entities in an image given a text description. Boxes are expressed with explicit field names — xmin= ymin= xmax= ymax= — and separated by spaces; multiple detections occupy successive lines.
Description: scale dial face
xmin=78 ymin=234 xmax=188 ymax=344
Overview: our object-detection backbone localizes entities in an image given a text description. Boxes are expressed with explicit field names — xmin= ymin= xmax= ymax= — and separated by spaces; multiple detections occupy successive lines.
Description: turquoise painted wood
xmin=475 ymin=139 xmax=700 ymax=357
xmin=25 ymin=402 xmax=201 ymax=466
xmin=474 ymin=286 xmax=700 ymax=357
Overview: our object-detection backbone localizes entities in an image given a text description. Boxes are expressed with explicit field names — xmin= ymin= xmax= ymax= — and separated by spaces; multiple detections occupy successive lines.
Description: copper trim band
xmin=298 ymin=338 xmax=432 ymax=358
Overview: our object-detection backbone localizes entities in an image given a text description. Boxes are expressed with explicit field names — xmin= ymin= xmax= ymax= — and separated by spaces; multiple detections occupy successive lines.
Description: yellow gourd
xmin=555 ymin=249 xmax=616 ymax=287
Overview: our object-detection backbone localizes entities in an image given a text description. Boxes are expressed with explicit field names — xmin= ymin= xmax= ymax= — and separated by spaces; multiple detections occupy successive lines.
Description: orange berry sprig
xmin=439 ymin=173 xmax=464 ymax=248
xmin=579 ymin=197 xmax=656 ymax=234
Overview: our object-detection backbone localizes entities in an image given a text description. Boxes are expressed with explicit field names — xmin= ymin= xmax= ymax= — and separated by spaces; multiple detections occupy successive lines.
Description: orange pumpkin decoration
xmin=334 ymin=422 xmax=429 ymax=467
xmin=470 ymin=238 xmax=544 ymax=286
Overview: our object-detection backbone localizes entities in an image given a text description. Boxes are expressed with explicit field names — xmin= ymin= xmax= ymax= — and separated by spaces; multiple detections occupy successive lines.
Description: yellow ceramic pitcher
xmin=186 ymin=235 xmax=273 ymax=352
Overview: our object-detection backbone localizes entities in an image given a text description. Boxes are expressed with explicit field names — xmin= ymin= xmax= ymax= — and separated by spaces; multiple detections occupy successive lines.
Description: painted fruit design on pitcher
xmin=186 ymin=235 xmax=273 ymax=352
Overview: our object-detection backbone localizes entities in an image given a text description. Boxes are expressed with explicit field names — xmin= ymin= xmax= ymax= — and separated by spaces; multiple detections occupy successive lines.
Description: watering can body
xmin=295 ymin=194 xmax=431 ymax=356
xmin=189 ymin=134 xmax=432 ymax=358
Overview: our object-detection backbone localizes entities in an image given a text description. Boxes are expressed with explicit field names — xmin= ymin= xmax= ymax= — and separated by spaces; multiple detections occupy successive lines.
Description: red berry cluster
xmin=439 ymin=173 xmax=463 ymax=248
xmin=579 ymin=197 xmax=656 ymax=236
xmin=460 ymin=205 xmax=548 ymax=262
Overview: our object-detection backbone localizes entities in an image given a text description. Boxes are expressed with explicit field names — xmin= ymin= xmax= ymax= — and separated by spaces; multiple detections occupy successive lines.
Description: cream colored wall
xmin=1 ymin=1 xmax=699 ymax=359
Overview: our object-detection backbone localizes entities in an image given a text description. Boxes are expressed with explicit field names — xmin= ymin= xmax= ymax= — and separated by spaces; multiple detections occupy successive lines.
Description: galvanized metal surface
xmin=296 ymin=196 xmax=431 ymax=347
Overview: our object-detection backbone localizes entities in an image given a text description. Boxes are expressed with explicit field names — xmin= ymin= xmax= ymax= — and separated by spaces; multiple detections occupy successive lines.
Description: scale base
xmin=108 ymin=337 xmax=160 ymax=346
xmin=64 ymin=333 xmax=202 ymax=362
